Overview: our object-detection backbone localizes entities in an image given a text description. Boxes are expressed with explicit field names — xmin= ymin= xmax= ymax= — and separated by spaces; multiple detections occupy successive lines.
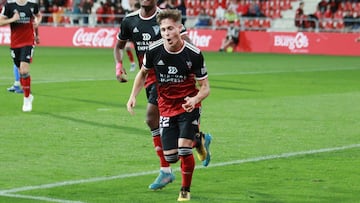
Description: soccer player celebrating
xmin=0 ymin=0 xmax=42 ymax=112
xmin=127 ymin=9 xmax=210 ymax=201
xmin=114 ymin=0 xmax=212 ymax=191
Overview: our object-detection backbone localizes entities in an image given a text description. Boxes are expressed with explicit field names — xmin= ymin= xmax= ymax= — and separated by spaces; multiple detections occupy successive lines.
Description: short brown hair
xmin=156 ymin=9 xmax=182 ymax=25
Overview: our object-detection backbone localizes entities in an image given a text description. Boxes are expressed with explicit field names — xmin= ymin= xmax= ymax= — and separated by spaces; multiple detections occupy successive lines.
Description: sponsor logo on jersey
xmin=168 ymin=66 xmax=178 ymax=74
xmin=142 ymin=33 xmax=151 ymax=41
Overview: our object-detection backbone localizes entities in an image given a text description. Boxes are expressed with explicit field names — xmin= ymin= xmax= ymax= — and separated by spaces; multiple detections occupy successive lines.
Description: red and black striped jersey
xmin=143 ymin=39 xmax=208 ymax=117
xmin=1 ymin=0 xmax=39 ymax=48
xmin=116 ymin=7 xmax=187 ymax=87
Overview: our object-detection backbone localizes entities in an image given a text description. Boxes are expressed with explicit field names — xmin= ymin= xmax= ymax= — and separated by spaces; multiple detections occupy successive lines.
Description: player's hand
xmin=12 ymin=10 xmax=20 ymax=22
xmin=35 ymin=36 xmax=40 ymax=44
xmin=127 ymin=97 xmax=136 ymax=115
xmin=182 ymin=96 xmax=196 ymax=112
xmin=116 ymin=62 xmax=128 ymax=83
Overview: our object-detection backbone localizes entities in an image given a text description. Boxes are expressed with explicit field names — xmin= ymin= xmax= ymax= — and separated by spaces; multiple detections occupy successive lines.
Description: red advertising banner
xmin=237 ymin=31 xmax=360 ymax=56
xmin=0 ymin=26 xmax=359 ymax=56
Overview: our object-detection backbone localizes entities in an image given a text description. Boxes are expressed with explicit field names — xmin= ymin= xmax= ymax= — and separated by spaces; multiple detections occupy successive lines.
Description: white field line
xmin=0 ymin=143 xmax=359 ymax=203
xmin=0 ymin=66 xmax=359 ymax=85
xmin=0 ymin=193 xmax=83 ymax=203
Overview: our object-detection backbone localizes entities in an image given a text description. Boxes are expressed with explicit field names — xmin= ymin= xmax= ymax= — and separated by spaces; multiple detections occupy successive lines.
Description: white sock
xmin=160 ymin=167 xmax=172 ymax=173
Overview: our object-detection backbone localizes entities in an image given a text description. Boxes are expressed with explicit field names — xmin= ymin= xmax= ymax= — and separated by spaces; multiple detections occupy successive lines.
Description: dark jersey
xmin=143 ymin=39 xmax=208 ymax=117
xmin=1 ymin=0 xmax=39 ymax=48
xmin=116 ymin=7 xmax=187 ymax=87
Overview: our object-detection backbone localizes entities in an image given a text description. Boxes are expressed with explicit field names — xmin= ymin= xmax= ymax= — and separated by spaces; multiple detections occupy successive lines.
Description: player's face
xmin=140 ymin=0 xmax=157 ymax=8
xmin=160 ymin=18 xmax=182 ymax=51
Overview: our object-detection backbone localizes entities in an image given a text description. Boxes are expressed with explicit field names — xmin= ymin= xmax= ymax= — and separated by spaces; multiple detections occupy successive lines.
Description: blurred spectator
xmin=159 ymin=0 xmax=177 ymax=9
xmin=227 ymin=0 xmax=238 ymax=12
xmin=317 ymin=0 xmax=328 ymax=13
xmin=195 ymin=7 xmax=212 ymax=28
xmin=72 ymin=3 xmax=81 ymax=24
xmin=82 ymin=0 xmax=93 ymax=24
xmin=328 ymin=0 xmax=338 ymax=14
xmin=344 ymin=10 xmax=354 ymax=28
xmin=176 ymin=0 xmax=187 ymax=25
xmin=323 ymin=4 xmax=333 ymax=19
xmin=39 ymin=0 xmax=50 ymax=23
xmin=52 ymin=5 xmax=65 ymax=24
xmin=96 ymin=2 xmax=105 ymax=24
xmin=237 ymin=0 xmax=249 ymax=16
xmin=295 ymin=1 xmax=305 ymax=29
xmin=224 ymin=7 xmax=238 ymax=23
xmin=313 ymin=6 xmax=324 ymax=20
xmin=114 ymin=2 xmax=126 ymax=24
xmin=215 ymin=5 xmax=225 ymax=20
xmin=353 ymin=11 xmax=360 ymax=30
xmin=245 ymin=1 xmax=264 ymax=17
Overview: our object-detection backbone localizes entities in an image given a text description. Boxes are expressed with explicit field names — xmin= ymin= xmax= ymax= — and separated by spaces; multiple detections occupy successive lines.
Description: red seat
xmin=262 ymin=19 xmax=271 ymax=29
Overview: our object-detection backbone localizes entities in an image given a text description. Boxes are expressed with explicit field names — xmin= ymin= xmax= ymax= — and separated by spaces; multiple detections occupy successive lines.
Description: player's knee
xmin=146 ymin=117 xmax=159 ymax=129
xmin=178 ymin=147 xmax=193 ymax=156
xmin=20 ymin=73 xmax=30 ymax=78
xmin=165 ymin=153 xmax=179 ymax=163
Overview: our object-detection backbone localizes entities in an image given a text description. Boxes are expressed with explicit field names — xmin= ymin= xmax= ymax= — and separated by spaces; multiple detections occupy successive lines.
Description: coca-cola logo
xmin=274 ymin=32 xmax=309 ymax=51
xmin=72 ymin=28 xmax=117 ymax=47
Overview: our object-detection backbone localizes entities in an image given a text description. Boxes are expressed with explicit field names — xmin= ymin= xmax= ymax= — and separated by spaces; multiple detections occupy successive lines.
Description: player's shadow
xmin=209 ymin=78 xmax=259 ymax=92
xmin=35 ymin=93 xmax=133 ymax=108
xmin=36 ymin=111 xmax=147 ymax=135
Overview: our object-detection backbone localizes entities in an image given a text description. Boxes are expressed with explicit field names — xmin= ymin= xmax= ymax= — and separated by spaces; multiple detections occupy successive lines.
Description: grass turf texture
xmin=0 ymin=46 xmax=359 ymax=202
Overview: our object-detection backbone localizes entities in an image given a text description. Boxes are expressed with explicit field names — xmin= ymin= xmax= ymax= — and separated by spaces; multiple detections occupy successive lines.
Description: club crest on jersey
xmin=153 ymin=25 xmax=160 ymax=35
xmin=186 ymin=61 xmax=192 ymax=69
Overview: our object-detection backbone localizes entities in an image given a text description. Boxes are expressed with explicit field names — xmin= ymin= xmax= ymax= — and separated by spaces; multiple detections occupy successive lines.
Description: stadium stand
xmin=3 ymin=0 xmax=357 ymax=33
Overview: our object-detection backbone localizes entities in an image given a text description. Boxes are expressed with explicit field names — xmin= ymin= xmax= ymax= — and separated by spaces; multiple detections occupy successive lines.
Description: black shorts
xmin=145 ymin=83 xmax=158 ymax=106
xmin=160 ymin=108 xmax=201 ymax=151
xmin=227 ymin=36 xmax=239 ymax=45
xmin=10 ymin=46 xmax=34 ymax=67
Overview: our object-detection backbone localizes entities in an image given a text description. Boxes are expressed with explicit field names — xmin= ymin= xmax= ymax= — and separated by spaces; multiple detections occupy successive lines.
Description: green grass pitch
xmin=0 ymin=46 xmax=360 ymax=202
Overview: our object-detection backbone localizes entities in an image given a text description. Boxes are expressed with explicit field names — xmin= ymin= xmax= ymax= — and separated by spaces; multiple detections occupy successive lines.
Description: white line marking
xmin=0 ymin=143 xmax=359 ymax=200
xmin=0 ymin=193 xmax=83 ymax=203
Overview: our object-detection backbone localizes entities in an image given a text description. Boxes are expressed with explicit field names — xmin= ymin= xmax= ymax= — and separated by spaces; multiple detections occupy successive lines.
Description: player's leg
xmin=176 ymin=109 xmax=201 ymax=201
xmin=194 ymin=131 xmax=212 ymax=167
xmin=146 ymin=84 xmax=174 ymax=190
xmin=17 ymin=46 xmax=34 ymax=112
xmin=192 ymin=107 xmax=212 ymax=167
xmin=125 ymin=42 xmax=136 ymax=72
xmin=7 ymin=64 xmax=23 ymax=93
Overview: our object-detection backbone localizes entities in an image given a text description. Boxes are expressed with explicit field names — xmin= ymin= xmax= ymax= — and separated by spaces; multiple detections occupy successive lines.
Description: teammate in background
xmin=7 ymin=27 xmax=39 ymax=94
xmin=114 ymin=0 xmax=211 ymax=191
xmin=127 ymin=9 xmax=210 ymax=201
xmin=0 ymin=0 xmax=42 ymax=112
xmin=218 ymin=22 xmax=240 ymax=52
xmin=125 ymin=1 xmax=140 ymax=72
xmin=219 ymin=23 xmax=240 ymax=52
xmin=7 ymin=64 xmax=23 ymax=93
